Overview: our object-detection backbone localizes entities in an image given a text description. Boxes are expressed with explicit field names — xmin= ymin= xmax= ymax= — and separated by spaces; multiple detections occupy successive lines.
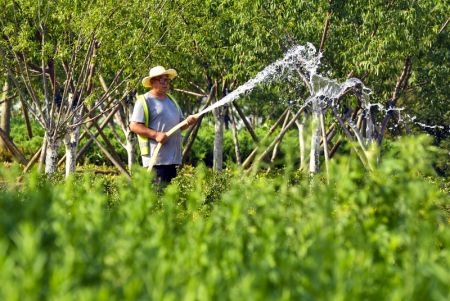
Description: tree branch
xmin=319 ymin=11 xmax=332 ymax=52
xmin=378 ymin=57 xmax=412 ymax=145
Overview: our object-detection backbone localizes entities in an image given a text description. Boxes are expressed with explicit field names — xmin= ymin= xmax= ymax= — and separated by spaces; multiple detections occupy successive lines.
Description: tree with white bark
xmin=0 ymin=0 xmax=172 ymax=175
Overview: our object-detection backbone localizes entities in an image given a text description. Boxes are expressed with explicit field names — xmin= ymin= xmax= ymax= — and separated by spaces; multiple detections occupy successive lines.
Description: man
xmin=130 ymin=66 xmax=197 ymax=184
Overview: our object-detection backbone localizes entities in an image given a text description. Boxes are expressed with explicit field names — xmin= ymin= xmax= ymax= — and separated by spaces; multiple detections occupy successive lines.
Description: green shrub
xmin=0 ymin=136 xmax=448 ymax=300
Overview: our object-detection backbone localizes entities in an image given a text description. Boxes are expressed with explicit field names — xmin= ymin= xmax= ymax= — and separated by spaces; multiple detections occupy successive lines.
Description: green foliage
xmin=8 ymin=116 xmax=44 ymax=158
xmin=172 ymin=164 xmax=232 ymax=208
xmin=0 ymin=136 xmax=448 ymax=300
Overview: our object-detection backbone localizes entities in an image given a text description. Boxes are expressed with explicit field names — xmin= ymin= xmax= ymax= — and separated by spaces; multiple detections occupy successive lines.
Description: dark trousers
xmin=153 ymin=164 xmax=178 ymax=186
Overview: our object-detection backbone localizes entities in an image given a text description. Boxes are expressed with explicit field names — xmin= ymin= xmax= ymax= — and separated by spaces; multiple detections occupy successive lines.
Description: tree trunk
xmin=377 ymin=57 xmax=412 ymax=147
xmin=213 ymin=105 xmax=225 ymax=171
xmin=20 ymin=96 xmax=33 ymax=139
xmin=63 ymin=101 xmax=84 ymax=177
xmin=229 ymin=107 xmax=242 ymax=164
xmin=125 ymin=130 xmax=136 ymax=170
xmin=309 ymin=104 xmax=321 ymax=175
xmin=59 ymin=102 xmax=122 ymax=167
xmin=63 ymin=127 xmax=81 ymax=177
xmin=0 ymin=79 xmax=11 ymax=157
xmin=45 ymin=134 xmax=60 ymax=174
xmin=123 ymin=100 xmax=137 ymax=170
xmin=38 ymin=136 xmax=47 ymax=173
xmin=295 ymin=117 xmax=306 ymax=171
xmin=0 ymin=128 xmax=27 ymax=165
xmin=233 ymin=102 xmax=259 ymax=143
xmin=23 ymin=146 xmax=42 ymax=173
xmin=366 ymin=108 xmax=375 ymax=143
xmin=270 ymin=110 xmax=291 ymax=165
xmin=319 ymin=111 xmax=329 ymax=182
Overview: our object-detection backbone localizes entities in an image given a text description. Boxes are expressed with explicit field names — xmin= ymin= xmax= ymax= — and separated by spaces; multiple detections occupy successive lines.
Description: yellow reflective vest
xmin=135 ymin=93 xmax=181 ymax=156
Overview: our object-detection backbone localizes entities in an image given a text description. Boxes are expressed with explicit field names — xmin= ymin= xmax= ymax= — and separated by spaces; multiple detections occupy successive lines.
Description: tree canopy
xmin=0 ymin=0 xmax=448 ymax=174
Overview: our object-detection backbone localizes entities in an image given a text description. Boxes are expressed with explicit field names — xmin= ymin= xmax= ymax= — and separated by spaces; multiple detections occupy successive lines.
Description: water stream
xmin=197 ymin=43 xmax=320 ymax=116
xmin=195 ymin=43 xmax=447 ymax=135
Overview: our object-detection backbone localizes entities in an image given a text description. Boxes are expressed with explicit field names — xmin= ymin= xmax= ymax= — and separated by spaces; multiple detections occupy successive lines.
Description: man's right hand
xmin=129 ymin=122 xmax=168 ymax=144
xmin=154 ymin=131 xmax=168 ymax=144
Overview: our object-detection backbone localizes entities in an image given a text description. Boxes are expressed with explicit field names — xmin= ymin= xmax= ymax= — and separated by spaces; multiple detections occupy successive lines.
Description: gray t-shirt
xmin=131 ymin=92 xmax=183 ymax=166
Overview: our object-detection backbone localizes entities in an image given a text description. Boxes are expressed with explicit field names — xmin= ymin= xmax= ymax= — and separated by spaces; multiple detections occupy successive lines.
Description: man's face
xmin=151 ymin=75 xmax=171 ymax=93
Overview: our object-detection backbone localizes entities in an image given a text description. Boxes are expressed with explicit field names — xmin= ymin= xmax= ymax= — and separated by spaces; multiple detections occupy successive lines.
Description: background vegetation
xmin=0 ymin=0 xmax=448 ymax=174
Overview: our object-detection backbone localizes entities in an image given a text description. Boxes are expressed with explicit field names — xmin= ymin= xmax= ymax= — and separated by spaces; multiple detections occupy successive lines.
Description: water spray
xmin=146 ymin=42 xmax=445 ymax=174
xmin=147 ymin=44 xmax=321 ymax=172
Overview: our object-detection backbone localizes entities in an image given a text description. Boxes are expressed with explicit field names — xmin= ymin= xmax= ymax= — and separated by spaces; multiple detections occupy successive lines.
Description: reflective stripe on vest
xmin=137 ymin=95 xmax=150 ymax=155
xmin=136 ymin=93 xmax=182 ymax=156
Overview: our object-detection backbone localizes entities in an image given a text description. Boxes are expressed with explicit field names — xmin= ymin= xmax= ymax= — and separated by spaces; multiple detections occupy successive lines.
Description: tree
xmin=0 ymin=0 xmax=174 ymax=175
xmin=0 ymin=77 xmax=11 ymax=158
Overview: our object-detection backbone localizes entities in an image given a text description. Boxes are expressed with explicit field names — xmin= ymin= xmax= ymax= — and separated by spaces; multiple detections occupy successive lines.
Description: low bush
xmin=0 ymin=136 xmax=448 ymax=300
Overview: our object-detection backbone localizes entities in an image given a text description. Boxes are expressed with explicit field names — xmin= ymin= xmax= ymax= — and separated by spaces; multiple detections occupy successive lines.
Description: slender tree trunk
xmin=295 ymin=117 xmax=306 ymax=171
xmin=20 ymin=98 xmax=33 ymax=139
xmin=59 ymin=102 xmax=122 ymax=167
xmin=319 ymin=111 xmax=329 ymax=182
xmin=377 ymin=57 xmax=412 ymax=147
xmin=38 ymin=135 xmax=47 ymax=173
xmin=329 ymin=138 xmax=343 ymax=159
xmin=182 ymin=118 xmax=203 ymax=162
xmin=309 ymin=102 xmax=321 ymax=174
xmin=366 ymin=108 xmax=375 ymax=143
xmin=125 ymin=130 xmax=136 ymax=170
xmin=213 ymin=105 xmax=224 ymax=171
xmin=233 ymin=102 xmax=259 ymax=143
xmin=63 ymin=98 xmax=84 ymax=177
xmin=319 ymin=11 xmax=332 ymax=52
xmin=123 ymin=100 xmax=137 ymax=170
xmin=0 ymin=79 xmax=11 ymax=157
xmin=270 ymin=110 xmax=291 ymax=165
xmin=45 ymin=134 xmax=60 ymax=174
xmin=0 ymin=128 xmax=27 ymax=165
xmin=63 ymin=127 xmax=81 ymax=176
xmin=23 ymin=146 xmax=42 ymax=173
xmin=229 ymin=107 xmax=242 ymax=164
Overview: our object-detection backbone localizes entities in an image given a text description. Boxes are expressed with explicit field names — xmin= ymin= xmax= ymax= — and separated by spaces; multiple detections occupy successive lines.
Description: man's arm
xmin=129 ymin=121 xmax=168 ymax=144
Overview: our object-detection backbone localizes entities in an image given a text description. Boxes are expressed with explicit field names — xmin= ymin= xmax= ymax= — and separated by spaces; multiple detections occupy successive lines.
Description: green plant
xmin=0 ymin=136 xmax=448 ymax=300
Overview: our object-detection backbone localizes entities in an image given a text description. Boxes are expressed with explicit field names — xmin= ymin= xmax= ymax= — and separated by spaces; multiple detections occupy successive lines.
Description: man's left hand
xmin=185 ymin=115 xmax=198 ymax=126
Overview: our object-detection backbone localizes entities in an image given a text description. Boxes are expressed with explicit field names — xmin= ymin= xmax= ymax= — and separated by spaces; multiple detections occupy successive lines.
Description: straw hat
xmin=142 ymin=66 xmax=177 ymax=88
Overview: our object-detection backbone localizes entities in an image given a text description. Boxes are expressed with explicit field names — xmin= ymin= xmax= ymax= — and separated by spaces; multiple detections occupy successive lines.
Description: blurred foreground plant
xmin=0 ymin=136 xmax=448 ymax=300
